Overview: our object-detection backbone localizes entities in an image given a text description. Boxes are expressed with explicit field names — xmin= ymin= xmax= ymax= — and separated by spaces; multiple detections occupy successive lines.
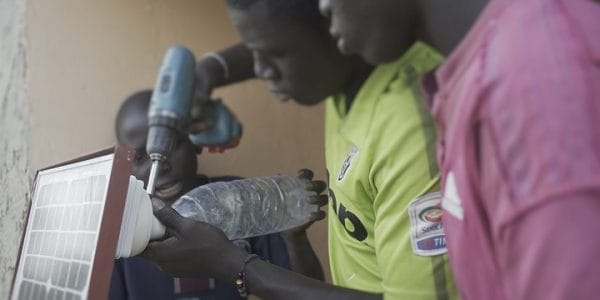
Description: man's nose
xmin=160 ymin=161 xmax=171 ymax=174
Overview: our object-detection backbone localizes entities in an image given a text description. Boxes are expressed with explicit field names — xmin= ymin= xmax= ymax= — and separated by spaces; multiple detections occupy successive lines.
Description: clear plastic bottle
xmin=170 ymin=175 xmax=317 ymax=240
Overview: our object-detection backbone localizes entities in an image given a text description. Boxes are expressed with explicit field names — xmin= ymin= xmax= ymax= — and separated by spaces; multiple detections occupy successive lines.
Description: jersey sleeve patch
xmin=408 ymin=192 xmax=448 ymax=256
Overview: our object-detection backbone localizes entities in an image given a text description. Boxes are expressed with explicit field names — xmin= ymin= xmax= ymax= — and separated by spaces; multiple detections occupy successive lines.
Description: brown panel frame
xmin=88 ymin=144 xmax=134 ymax=300
xmin=9 ymin=144 xmax=135 ymax=299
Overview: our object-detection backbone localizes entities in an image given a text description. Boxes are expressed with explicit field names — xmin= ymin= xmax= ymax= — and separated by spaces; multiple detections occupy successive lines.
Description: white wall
xmin=0 ymin=0 xmax=30 ymax=297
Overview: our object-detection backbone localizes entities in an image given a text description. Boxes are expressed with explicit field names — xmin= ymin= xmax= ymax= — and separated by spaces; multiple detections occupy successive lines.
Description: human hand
xmin=190 ymin=56 xmax=223 ymax=118
xmin=141 ymin=207 xmax=246 ymax=282
xmin=186 ymin=56 xmax=227 ymax=147
xmin=282 ymin=169 xmax=328 ymax=239
xmin=186 ymin=99 xmax=242 ymax=153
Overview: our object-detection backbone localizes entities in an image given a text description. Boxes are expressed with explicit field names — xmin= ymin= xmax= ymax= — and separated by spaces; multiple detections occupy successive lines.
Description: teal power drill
xmin=146 ymin=46 xmax=241 ymax=195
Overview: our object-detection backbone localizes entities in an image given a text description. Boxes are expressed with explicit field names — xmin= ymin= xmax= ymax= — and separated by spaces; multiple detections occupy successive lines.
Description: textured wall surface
xmin=0 ymin=0 xmax=30 ymax=297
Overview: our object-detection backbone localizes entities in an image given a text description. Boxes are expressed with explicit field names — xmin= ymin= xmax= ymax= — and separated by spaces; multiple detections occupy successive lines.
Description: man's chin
xmin=364 ymin=43 xmax=411 ymax=66
xmin=271 ymin=89 xmax=325 ymax=106
xmin=292 ymin=95 xmax=326 ymax=106
xmin=271 ymin=90 xmax=292 ymax=102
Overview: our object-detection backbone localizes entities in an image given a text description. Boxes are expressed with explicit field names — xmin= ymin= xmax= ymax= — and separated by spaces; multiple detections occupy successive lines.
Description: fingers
xmin=309 ymin=210 xmax=326 ymax=222
xmin=154 ymin=207 xmax=189 ymax=236
xmin=189 ymin=103 xmax=203 ymax=120
xmin=188 ymin=97 xmax=217 ymax=132
xmin=140 ymin=236 xmax=179 ymax=262
xmin=297 ymin=169 xmax=314 ymax=181
xmin=151 ymin=197 xmax=166 ymax=211
xmin=186 ymin=119 xmax=213 ymax=134
xmin=141 ymin=239 xmax=192 ymax=278
xmin=189 ymin=95 xmax=211 ymax=120
xmin=298 ymin=170 xmax=328 ymax=197
xmin=192 ymin=71 xmax=215 ymax=120
xmin=305 ymin=180 xmax=327 ymax=194
xmin=281 ymin=208 xmax=326 ymax=237
xmin=308 ymin=194 xmax=329 ymax=207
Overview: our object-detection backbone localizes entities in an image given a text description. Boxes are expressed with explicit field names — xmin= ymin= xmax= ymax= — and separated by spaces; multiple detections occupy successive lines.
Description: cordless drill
xmin=145 ymin=46 xmax=241 ymax=195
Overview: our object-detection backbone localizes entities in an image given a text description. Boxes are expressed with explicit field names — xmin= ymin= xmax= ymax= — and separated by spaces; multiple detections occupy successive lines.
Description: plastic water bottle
xmin=116 ymin=175 xmax=317 ymax=257
xmin=170 ymin=175 xmax=318 ymax=240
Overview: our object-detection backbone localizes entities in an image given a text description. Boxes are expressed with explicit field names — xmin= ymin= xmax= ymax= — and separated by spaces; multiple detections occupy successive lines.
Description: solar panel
xmin=11 ymin=146 xmax=134 ymax=300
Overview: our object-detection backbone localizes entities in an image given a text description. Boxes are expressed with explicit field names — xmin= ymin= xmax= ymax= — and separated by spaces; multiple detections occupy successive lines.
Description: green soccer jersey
xmin=325 ymin=42 xmax=458 ymax=299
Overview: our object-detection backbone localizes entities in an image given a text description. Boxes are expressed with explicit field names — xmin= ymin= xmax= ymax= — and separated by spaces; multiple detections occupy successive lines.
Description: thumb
xmin=154 ymin=207 xmax=189 ymax=235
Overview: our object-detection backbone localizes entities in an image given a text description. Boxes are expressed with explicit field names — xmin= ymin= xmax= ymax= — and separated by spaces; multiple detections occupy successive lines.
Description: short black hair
xmin=226 ymin=0 xmax=325 ymax=30
xmin=115 ymin=90 xmax=152 ymax=144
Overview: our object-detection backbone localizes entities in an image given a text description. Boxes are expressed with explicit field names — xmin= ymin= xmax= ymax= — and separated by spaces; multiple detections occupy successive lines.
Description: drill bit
xmin=146 ymin=159 xmax=161 ymax=195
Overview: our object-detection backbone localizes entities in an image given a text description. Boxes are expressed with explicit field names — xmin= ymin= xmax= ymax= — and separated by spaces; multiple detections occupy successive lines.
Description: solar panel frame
xmin=10 ymin=145 xmax=135 ymax=300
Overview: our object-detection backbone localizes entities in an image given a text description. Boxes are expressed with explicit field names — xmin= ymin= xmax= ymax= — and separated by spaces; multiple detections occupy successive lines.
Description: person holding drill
xmin=110 ymin=90 xmax=326 ymax=299
xmin=141 ymin=0 xmax=458 ymax=299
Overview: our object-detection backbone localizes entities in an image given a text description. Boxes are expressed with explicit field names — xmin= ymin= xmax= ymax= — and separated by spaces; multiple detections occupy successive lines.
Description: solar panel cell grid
xmin=12 ymin=154 xmax=115 ymax=300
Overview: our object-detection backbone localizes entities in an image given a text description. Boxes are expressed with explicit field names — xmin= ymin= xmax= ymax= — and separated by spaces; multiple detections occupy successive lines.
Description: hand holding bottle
xmin=282 ymin=169 xmax=328 ymax=238
xmin=142 ymin=206 xmax=246 ymax=281
xmin=280 ymin=169 xmax=328 ymax=280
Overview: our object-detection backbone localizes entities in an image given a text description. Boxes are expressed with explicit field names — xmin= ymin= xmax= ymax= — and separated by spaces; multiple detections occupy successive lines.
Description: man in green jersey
xmin=325 ymin=41 xmax=452 ymax=297
xmin=142 ymin=1 xmax=456 ymax=299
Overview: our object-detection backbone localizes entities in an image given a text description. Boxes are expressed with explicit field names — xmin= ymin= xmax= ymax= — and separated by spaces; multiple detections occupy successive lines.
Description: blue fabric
xmin=109 ymin=233 xmax=289 ymax=300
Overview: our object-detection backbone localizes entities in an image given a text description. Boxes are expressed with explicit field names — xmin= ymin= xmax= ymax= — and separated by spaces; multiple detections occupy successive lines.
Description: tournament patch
xmin=337 ymin=146 xmax=358 ymax=181
xmin=408 ymin=192 xmax=448 ymax=256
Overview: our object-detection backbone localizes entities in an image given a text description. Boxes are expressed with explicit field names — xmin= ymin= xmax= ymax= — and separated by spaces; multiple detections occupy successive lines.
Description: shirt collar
xmin=335 ymin=41 xmax=442 ymax=146
xmin=423 ymin=0 xmax=505 ymax=129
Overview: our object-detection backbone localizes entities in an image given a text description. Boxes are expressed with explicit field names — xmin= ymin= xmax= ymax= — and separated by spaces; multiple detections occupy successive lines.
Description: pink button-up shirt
xmin=425 ymin=0 xmax=600 ymax=299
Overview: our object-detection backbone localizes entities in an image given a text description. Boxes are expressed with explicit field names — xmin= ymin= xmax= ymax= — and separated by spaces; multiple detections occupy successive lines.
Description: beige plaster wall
xmin=26 ymin=0 xmax=329 ymax=288
xmin=0 ymin=0 xmax=29 ymax=297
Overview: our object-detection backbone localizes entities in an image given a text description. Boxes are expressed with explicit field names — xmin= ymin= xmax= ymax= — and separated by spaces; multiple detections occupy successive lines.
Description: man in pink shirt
xmin=320 ymin=0 xmax=600 ymax=299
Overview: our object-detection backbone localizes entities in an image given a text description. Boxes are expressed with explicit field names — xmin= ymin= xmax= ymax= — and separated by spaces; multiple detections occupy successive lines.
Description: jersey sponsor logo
xmin=442 ymin=172 xmax=464 ymax=220
xmin=408 ymin=192 xmax=448 ymax=256
xmin=337 ymin=146 xmax=358 ymax=181
xmin=327 ymin=169 xmax=368 ymax=241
